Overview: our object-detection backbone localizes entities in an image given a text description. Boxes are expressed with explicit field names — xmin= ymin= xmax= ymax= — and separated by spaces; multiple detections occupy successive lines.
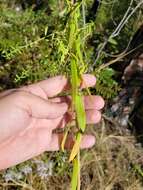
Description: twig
xmin=111 ymin=0 xmax=143 ymax=38
xmin=96 ymin=43 xmax=143 ymax=71
xmin=91 ymin=39 xmax=108 ymax=70
xmin=92 ymin=0 xmax=143 ymax=67
xmin=111 ymin=0 xmax=134 ymax=38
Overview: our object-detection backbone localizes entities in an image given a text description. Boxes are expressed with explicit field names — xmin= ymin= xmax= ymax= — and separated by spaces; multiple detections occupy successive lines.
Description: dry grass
xmin=80 ymin=119 xmax=143 ymax=190
xmin=0 ymin=117 xmax=143 ymax=190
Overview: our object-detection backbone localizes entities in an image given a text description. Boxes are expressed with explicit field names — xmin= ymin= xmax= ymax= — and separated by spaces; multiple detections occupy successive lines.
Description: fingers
xmin=35 ymin=109 xmax=101 ymax=131
xmin=86 ymin=110 xmax=101 ymax=124
xmin=22 ymin=74 xmax=96 ymax=98
xmin=49 ymin=95 xmax=104 ymax=126
xmin=0 ymin=128 xmax=51 ymax=170
xmin=50 ymin=95 xmax=104 ymax=110
xmin=83 ymin=95 xmax=104 ymax=110
xmin=20 ymin=91 xmax=103 ymax=124
xmin=0 ymin=128 xmax=95 ymax=170
xmin=49 ymin=133 xmax=95 ymax=151
xmin=70 ymin=110 xmax=101 ymax=126
xmin=0 ymin=89 xmax=16 ymax=98
xmin=26 ymin=76 xmax=68 ymax=98
xmin=29 ymin=99 xmax=68 ymax=119
xmin=80 ymin=74 xmax=96 ymax=89
xmin=17 ymin=91 xmax=68 ymax=119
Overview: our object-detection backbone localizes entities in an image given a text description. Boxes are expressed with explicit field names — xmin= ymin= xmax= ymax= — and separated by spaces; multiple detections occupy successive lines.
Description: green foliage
xmin=95 ymin=68 xmax=120 ymax=99
xmin=52 ymin=151 xmax=71 ymax=175
xmin=0 ymin=0 xmax=142 ymax=94
xmin=0 ymin=4 xmax=66 ymax=88
xmin=133 ymin=164 xmax=143 ymax=177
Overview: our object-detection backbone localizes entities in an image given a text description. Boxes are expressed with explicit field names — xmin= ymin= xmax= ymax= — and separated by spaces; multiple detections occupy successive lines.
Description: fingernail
xmin=96 ymin=96 xmax=105 ymax=109
xmin=88 ymin=136 xmax=96 ymax=147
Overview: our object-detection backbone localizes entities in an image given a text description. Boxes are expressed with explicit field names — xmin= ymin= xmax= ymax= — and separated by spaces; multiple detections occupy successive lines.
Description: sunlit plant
xmin=58 ymin=1 xmax=92 ymax=189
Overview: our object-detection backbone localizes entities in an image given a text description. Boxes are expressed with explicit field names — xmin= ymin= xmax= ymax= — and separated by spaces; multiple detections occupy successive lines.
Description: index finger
xmin=22 ymin=74 xmax=96 ymax=98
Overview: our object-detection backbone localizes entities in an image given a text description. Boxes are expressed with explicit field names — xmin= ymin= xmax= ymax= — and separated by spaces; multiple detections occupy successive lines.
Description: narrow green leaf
xmin=75 ymin=94 xmax=86 ymax=132
xmin=71 ymin=58 xmax=80 ymax=104
xmin=71 ymin=156 xmax=79 ymax=190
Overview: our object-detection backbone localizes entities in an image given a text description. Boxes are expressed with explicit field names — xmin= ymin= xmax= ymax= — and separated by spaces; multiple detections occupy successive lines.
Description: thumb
xmin=19 ymin=92 xmax=68 ymax=119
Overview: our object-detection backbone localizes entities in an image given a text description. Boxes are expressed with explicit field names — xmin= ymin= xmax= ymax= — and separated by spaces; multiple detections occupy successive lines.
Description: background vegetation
xmin=0 ymin=0 xmax=143 ymax=189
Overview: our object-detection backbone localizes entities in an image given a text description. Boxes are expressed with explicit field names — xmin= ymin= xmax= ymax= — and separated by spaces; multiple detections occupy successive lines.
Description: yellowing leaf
xmin=69 ymin=133 xmax=82 ymax=162
xmin=61 ymin=130 xmax=68 ymax=152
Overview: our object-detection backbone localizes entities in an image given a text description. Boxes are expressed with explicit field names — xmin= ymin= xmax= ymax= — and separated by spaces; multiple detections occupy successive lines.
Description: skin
xmin=0 ymin=74 xmax=104 ymax=170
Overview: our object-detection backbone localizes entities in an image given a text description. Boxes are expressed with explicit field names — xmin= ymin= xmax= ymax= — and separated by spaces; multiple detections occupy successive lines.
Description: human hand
xmin=0 ymin=75 xmax=104 ymax=170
